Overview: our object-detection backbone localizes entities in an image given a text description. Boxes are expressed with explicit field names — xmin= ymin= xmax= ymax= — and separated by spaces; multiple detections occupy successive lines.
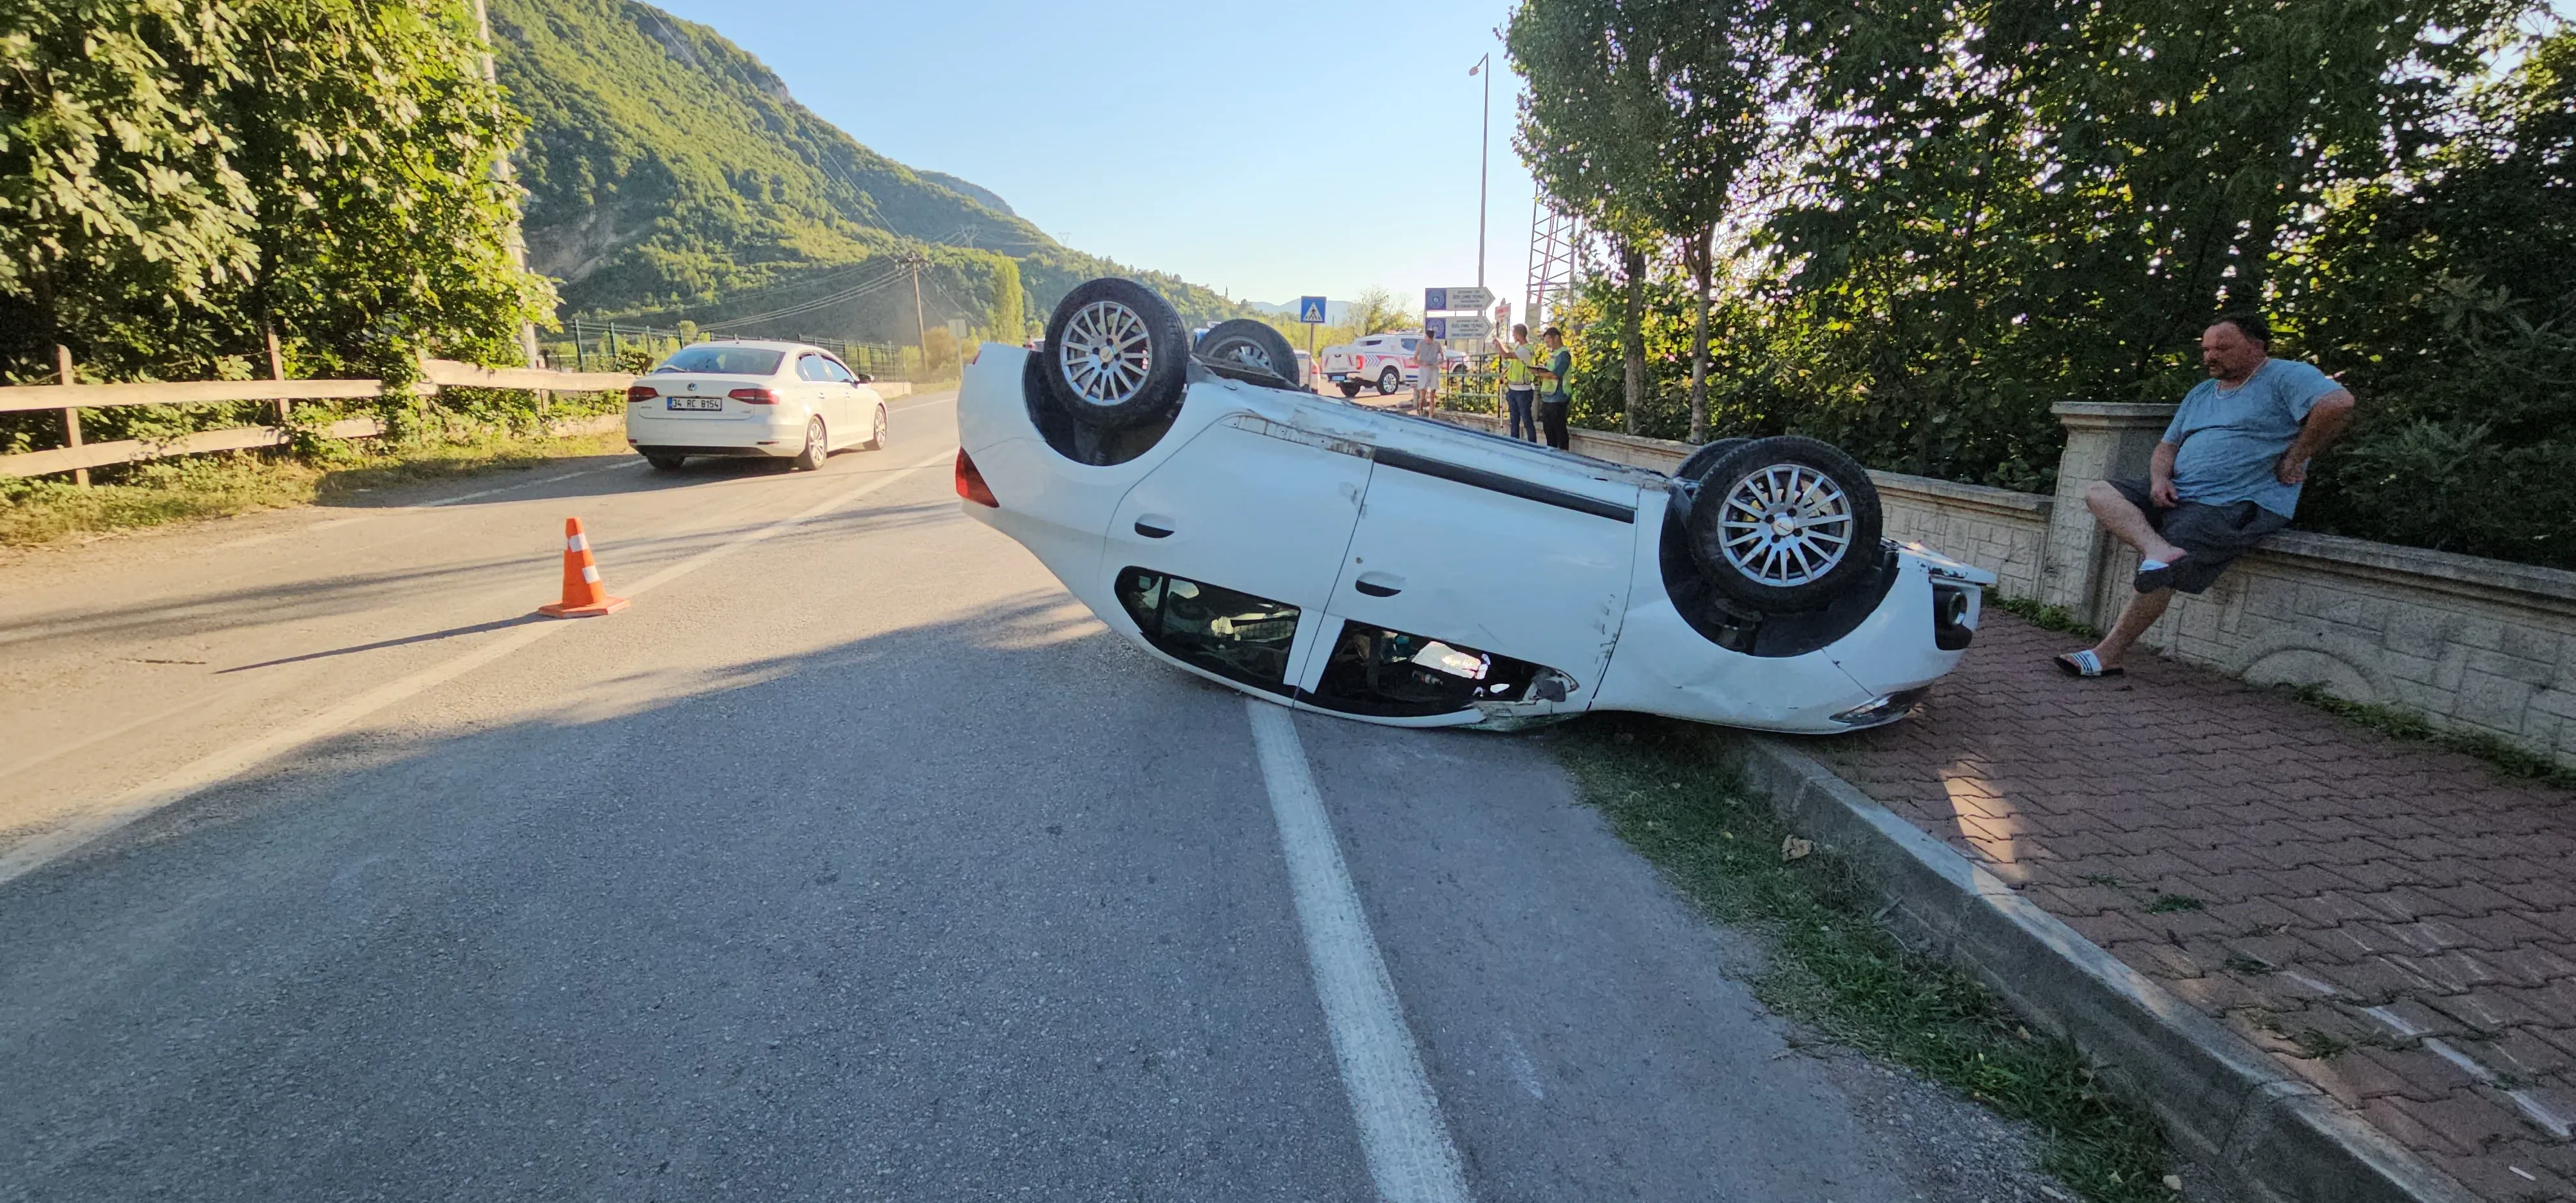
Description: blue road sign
xmin=1298 ymin=296 xmax=1327 ymax=324
xmin=1425 ymin=317 xmax=1449 ymax=340
xmin=1424 ymin=288 xmax=1448 ymax=312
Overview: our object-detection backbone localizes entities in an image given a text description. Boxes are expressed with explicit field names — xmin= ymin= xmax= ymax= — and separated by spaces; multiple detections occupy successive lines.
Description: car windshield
xmin=653 ymin=345 xmax=784 ymax=375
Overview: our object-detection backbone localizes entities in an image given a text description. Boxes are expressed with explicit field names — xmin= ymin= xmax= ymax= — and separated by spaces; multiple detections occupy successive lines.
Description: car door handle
xmin=1353 ymin=571 xmax=1403 ymax=598
xmin=1133 ymin=518 xmax=1175 ymax=539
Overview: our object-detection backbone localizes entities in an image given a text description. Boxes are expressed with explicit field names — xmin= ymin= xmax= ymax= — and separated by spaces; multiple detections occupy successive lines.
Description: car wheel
xmin=1376 ymin=367 xmax=1399 ymax=395
xmin=1338 ymin=381 xmax=1362 ymax=398
xmin=1196 ymin=319 xmax=1302 ymax=387
xmin=1684 ymin=435 xmax=1884 ymax=611
xmin=1674 ymin=437 xmax=1752 ymax=485
xmin=642 ymin=451 xmax=687 ymax=471
xmin=862 ymin=404 xmax=887 ymax=451
xmin=794 ymin=417 xmax=828 ymax=471
xmin=1040 ymin=278 xmax=1191 ymax=430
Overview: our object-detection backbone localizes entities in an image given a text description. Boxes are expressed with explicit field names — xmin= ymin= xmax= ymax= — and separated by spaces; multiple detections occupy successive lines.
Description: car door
xmin=1314 ymin=448 xmax=1638 ymax=711
xmin=1102 ymin=413 xmax=1372 ymax=696
xmin=822 ymin=355 xmax=871 ymax=433
xmin=794 ymin=353 xmax=844 ymax=440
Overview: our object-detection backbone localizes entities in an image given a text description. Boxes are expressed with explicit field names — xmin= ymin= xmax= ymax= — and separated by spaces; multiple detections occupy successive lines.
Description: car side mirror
xmin=853 ymin=373 xmax=873 ymax=384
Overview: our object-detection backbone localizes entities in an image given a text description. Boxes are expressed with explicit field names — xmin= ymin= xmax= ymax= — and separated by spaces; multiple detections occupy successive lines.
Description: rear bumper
xmin=626 ymin=410 xmax=802 ymax=456
xmin=627 ymin=443 xmax=791 ymax=459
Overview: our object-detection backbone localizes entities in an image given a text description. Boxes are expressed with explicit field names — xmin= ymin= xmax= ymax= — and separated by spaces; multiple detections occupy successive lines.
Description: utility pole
xmin=1470 ymin=53 xmax=1490 ymax=290
xmin=904 ymin=252 xmax=930 ymax=374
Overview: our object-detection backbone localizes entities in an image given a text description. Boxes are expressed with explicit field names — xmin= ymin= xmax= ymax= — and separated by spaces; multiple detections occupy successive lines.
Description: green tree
xmin=1510 ymin=0 xmax=1668 ymax=429
xmin=1 ymin=0 xmax=553 ymax=423
xmin=0 ymin=0 xmax=256 ymax=370
xmin=1511 ymin=0 xmax=1769 ymax=441
xmin=987 ymin=256 xmax=1027 ymax=346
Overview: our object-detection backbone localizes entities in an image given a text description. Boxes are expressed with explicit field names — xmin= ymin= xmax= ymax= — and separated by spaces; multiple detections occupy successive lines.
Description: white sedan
xmin=952 ymin=279 xmax=1993 ymax=732
xmin=625 ymin=339 xmax=889 ymax=470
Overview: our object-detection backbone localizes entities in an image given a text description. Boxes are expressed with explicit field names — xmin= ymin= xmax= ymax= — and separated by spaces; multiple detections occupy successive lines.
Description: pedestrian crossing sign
xmin=1298 ymin=296 xmax=1327 ymax=325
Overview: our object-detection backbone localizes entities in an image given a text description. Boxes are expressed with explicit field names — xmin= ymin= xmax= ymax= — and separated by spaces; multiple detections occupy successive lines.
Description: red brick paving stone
xmin=1830 ymin=613 xmax=2576 ymax=1200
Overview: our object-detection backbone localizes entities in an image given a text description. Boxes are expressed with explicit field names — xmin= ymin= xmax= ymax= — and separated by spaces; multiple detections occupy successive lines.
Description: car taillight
xmin=954 ymin=448 xmax=998 ymax=507
xmin=625 ymin=384 xmax=656 ymax=403
xmin=730 ymin=387 xmax=781 ymax=404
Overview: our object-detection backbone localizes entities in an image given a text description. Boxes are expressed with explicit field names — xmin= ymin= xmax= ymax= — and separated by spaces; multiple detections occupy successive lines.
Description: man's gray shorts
xmin=2107 ymin=478 xmax=2291 ymax=594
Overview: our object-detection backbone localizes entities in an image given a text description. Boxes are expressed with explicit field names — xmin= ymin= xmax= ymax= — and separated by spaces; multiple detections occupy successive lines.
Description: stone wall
xmin=2143 ymin=534 xmax=2576 ymax=763
xmin=1429 ymin=405 xmax=2576 ymax=769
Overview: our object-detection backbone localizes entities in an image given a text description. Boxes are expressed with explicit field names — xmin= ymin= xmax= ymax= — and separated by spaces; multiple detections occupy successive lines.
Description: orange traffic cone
xmin=537 ymin=516 xmax=629 ymax=618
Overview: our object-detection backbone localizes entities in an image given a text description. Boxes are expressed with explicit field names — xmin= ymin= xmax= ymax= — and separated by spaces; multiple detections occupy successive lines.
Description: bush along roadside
xmin=1555 ymin=714 xmax=2176 ymax=1203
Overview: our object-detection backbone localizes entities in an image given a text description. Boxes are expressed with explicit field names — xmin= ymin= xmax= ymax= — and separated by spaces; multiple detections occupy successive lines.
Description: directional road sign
xmin=1425 ymin=286 xmax=1495 ymax=313
xmin=1426 ymin=315 xmax=1492 ymax=341
xmin=1298 ymin=296 xmax=1327 ymax=325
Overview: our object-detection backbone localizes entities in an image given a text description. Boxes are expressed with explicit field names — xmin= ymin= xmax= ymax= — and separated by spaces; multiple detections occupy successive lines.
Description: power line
xmin=699 ymin=265 xmax=909 ymax=330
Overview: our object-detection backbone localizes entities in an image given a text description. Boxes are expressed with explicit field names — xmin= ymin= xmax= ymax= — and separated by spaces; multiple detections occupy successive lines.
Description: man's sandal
xmin=2054 ymin=650 xmax=2125 ymax=678
xmin=2133 ymin=555 xmax=2189 ymax=594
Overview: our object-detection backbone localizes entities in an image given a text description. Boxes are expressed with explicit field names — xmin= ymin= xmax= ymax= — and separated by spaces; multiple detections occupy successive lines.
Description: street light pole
xmin=1470 ymin=53 xmax=1490 ymax=291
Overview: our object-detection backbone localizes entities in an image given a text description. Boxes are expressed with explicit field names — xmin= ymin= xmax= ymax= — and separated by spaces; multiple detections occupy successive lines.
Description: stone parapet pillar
xmin=2042 ymin=402 xmax=2177 ymax=627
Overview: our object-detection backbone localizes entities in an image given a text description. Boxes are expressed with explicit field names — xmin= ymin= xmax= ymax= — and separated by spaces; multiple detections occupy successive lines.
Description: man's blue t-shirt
xmin=2163 ymin=358 xmax=2340 ymax=518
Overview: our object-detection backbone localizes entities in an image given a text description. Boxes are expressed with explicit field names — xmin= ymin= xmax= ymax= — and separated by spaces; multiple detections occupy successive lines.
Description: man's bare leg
xmin=2085 ymin=480 xmax=2188 ymax=566
xmin=2090 ymin=587 xmax=2172 ymax=669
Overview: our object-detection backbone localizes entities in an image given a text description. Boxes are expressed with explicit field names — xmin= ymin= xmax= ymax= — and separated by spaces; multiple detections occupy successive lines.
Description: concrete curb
xmin=1723 ymin=735 xmax=2479 ymax=1203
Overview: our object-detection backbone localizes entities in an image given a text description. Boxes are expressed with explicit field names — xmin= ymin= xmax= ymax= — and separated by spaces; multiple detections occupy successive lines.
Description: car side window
xmin=1114 ymin=568 xmax=1300 ymax=694
xmin=796 ymin=354 xmax=830 ymax=382
xmin=820 ymin=357 xmax=854 ymax=383
xmin=1309 ymin=621 xmax=1553 ymax=717
xmin=1400 ymin=339 xmax=1418 ymax=352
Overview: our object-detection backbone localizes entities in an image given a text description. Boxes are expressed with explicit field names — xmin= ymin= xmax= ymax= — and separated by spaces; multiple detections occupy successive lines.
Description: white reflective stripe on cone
xmin=568 ymin=534 xmax=589 ymax=551
xmin=581 ymin=566 xmax=601 ymax=583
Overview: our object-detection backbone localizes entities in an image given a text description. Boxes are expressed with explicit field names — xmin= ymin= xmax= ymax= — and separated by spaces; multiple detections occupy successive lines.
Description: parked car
xmin=952 ymin=278 xmax=1993 ymax=733
xmin=623 ymin=340 xmax=889 ymax=471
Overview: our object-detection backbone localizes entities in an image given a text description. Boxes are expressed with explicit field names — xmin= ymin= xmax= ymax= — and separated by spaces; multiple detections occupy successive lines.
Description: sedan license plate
xmin=666 ymin=395 xmax=723 ymax=412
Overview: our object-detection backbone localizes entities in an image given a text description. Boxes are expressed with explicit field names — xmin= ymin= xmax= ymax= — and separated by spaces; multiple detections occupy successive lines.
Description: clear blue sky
xmin=648 ymin=0 xmax=1537 ymax=316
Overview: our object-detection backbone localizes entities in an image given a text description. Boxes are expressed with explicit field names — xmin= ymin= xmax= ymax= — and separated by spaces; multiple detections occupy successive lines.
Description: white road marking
xmin=0 ymin=447 xmax=958 ymax=887
xmin=1245 ymin=698 xmax=1474 ymax=1203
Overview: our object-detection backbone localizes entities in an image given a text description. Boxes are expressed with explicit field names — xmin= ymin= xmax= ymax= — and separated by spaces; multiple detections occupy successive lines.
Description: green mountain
xmin=488 ymin=0 xmax=1247 ymax=342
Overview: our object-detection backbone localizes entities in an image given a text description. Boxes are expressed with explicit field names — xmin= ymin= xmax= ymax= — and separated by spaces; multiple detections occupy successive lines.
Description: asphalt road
xmin=0 ymin=394 xmax=2060 ymax=1201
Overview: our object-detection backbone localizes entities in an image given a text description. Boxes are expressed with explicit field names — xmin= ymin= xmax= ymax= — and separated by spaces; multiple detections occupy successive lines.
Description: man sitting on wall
xmin=2056 ymin=313 xmax=2357 ymax=678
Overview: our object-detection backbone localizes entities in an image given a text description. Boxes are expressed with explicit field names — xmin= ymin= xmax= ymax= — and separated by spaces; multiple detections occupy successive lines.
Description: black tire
xmin=1197 ymin=319 xmax=1302 ymax=387
xmin=1039 ymin=278 xmax=1191 ymax=431
xmin=1674 ymin=437 xmax=1752 ymax=484
xmin=642 ymin=451 xmax=687 ymax=471
xmin=793 ymin=417 xmax=828 ymax=471
xmin=1376 ymin=366 xmax=1399 ymax=395
xmin=1338 ymin=381 xmax=1362 ymax=398
xmin=862 ymin=404 xmax=887 ymax=451
xmin=1683 ymin=435 xmax=1884 ymax=612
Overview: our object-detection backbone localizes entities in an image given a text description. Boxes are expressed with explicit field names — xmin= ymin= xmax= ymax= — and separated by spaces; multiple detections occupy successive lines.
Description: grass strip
xmin=1 ymin=426 xmax=629 ymax=548
xmin=1557 ymin=714 xmax=2175 ymax=1202
xmin=2282 ymin=685 xmax=2576 ymax=791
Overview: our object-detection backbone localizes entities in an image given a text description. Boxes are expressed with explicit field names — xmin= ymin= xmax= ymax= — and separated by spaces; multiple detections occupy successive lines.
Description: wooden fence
xmin=0 ymin=357 xmax=634 ymax=482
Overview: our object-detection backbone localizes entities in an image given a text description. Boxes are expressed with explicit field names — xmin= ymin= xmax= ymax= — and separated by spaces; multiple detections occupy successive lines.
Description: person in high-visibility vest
xmin=1536 ymin=326 xmax=1573 ymax=450
xmin=1499 ymin=323 xmax=1539 ymax=442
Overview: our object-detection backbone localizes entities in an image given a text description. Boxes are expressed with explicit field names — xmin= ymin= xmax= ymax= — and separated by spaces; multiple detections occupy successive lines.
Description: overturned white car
xmin=953 ymin=279 xmax=1993 ymax=732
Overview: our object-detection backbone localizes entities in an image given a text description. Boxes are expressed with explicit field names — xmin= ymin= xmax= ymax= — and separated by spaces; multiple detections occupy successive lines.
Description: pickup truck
xmin=1318 ymin=334 xmax=1463 ymax=398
